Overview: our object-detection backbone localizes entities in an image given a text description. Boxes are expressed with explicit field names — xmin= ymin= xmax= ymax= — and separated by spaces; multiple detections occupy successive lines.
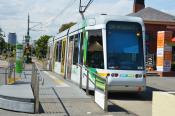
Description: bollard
xmin=86 ymin=70 xmax=89 ymax=95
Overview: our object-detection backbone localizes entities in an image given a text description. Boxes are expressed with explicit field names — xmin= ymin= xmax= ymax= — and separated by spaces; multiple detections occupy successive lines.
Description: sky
xmin=0 ymin=0 xmax=175 ymax=43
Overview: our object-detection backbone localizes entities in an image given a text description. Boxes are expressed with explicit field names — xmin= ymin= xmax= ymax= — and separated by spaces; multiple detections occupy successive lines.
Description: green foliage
xmin=59 ymin=22 xmax=76 ymax=33
xmin=35 ymin=35 xmax=51 ymax=59
xmin=0 ymin=29 xmax=5 ymax=54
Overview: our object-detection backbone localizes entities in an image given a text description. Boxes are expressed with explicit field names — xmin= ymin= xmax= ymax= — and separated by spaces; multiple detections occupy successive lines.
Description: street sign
xmin=16 ymin=44 xmax=23 ymax=73
xmin=25 ymin=35 xmax=30 ymax=43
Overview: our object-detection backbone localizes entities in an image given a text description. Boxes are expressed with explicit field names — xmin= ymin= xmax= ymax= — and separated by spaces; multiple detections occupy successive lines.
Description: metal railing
xmin=31 ymin=62 xmax=44 ymax=113
xmin=77 ymin=64 xmax=108 ymax=111
xmin=0 ymin=64 xmax=15 ymax=85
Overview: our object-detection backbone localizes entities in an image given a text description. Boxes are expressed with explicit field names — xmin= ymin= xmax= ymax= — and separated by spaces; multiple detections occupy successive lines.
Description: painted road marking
xmin=43 ymin=71 xmax=69 ymax=87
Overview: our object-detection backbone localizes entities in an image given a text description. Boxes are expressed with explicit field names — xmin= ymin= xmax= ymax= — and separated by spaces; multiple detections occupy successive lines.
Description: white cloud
xmin=0 ymin=0 xmax=174 ymax=43
xmin=86 ymin=0 xmax=133 ymax=15
xmin=165 ymin=9 xmax=175 ymax=16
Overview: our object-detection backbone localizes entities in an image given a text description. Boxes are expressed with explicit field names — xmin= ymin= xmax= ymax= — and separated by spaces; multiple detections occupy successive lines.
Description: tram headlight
xmin=115 ymin=73 xmax=119 ymax=77
xmin=139 ymin=74 xmax=142 ymax=78
xmin=107 ymin=73 xmax=110 ymax=77
xmin=111 ymin=73 xmax=114 ymax=77
xmin=135 ymin=74 xmax=138 ymax=78
xmin=136 ymin=32 xmax=141 ymax=37
xmin=135 ymin=74 xmax=142 ymax=78
xmin=111 ymin=73 xmax=119 ymax=77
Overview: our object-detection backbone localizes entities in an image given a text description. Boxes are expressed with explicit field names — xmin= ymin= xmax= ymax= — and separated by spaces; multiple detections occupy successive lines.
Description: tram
xmin=47 ymin=15 xmax=146 ymax=92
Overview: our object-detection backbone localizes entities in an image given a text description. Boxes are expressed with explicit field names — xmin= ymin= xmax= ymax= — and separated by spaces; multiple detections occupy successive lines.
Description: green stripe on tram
xmin=96 ymin=77 xmax=105 ymax=84
xmin=96 ymin=82 xmax=105 ymax=90
xmin=88 ymin=68 xmax=106 ymax=90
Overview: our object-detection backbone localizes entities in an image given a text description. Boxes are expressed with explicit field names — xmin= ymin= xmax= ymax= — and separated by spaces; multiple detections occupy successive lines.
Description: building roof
xmin=128 ymin=7 xmax=175 ymax=24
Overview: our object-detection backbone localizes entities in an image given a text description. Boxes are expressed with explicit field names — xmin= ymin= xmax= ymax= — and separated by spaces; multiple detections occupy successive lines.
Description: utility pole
xmin=79 ymin=0 xmax=94 ymax=20
xmin=27 ymin=14 xmax=30 ymax=36
xmin=24 ymin=13 xmax=43 ymax=63
xmin=24 ymin=13 xmax=32 ymax=63
xmin=25 ymin=13 xmax=30 ymax=45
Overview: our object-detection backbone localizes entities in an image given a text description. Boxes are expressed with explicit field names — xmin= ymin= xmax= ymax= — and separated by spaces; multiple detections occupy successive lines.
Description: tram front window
xmin=106 ymin=21 xmax=144 ymax=70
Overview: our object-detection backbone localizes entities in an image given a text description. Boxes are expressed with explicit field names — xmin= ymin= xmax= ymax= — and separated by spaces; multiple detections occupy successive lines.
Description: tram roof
xmin=48 ymin=14 xmax=144 ymax=43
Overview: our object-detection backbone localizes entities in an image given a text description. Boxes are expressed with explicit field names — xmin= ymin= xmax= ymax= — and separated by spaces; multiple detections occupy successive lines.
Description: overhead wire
xmin=43 ymin=0 xmax=78 ymax=27
xmin=79 ymin=0 xmax=94 ymax=13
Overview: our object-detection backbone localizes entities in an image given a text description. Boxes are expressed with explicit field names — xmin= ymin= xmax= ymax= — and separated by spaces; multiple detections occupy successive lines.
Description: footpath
xmin=35 ymin=62 xmax=134 ymax=116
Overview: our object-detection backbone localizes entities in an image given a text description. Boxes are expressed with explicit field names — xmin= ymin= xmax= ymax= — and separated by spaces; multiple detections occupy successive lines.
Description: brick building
xmin=129 ymin=0 xmax=175 ymax=71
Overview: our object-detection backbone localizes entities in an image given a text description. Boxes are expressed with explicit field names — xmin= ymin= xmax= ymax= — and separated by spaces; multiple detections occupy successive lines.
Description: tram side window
xmin=73 ymin=35 xmax=78 ymax=64
xmin=58 ymin=41 xmax=62 ymax=62
xmin=86 ymin=30 xmax=104 ymax=69
xmin=80 ymin=32 xmax=84 ymax=65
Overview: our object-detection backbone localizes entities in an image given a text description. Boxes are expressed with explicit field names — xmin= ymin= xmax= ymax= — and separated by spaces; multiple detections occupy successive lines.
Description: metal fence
xmin=0 ymin=64 xmax=15 ymax=85
xmin=31 ymin=63 xmax=44 ymax=113
xmin=77 ymin=64 xmax=108 ymax=111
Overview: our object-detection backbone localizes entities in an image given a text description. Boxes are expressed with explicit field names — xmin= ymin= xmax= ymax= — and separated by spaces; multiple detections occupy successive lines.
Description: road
xmin=109 ymin=76 xmax=175 ymax=116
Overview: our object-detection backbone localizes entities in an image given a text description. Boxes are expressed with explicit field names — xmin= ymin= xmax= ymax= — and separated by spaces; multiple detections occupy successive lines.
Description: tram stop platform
xmin=0 ymin=84 xmax=34 ymax=113
xmin=0 ymin=62 xmax=133 ymax=116
xmin=37 ymin=67 xmax=118 ymax=115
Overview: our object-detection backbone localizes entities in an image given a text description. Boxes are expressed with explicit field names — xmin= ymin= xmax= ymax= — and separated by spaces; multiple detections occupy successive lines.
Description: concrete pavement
xmin=0 ymin=62 xmax=136 ymax=116
xmin=1 ymin=58 xmax=175 ymax=116
xmin=39 ymin=69 xmax=135 ymax=116
xmin=110 ymin=76 xmax=175 ymax=116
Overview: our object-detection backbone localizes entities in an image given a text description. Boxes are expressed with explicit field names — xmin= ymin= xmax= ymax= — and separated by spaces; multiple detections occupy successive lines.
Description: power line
xmin=44 ymin=0 xmax=78 ymax=27
xmin=79 ymin=0 xmax=94 ymax=19
xmin=79 ymin=0 xmax=94 ymax=13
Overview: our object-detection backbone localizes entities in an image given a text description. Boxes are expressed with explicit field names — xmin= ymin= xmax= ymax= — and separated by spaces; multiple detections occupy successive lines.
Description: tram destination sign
xmin=107 ymin=21 xmax=141 ymax=31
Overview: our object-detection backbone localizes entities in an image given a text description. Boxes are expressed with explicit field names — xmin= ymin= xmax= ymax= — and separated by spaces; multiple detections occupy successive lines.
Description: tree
xmin=35 ymin=35 xmax=51 ymax=59
xmin=0 ymin=28 xmax=5 ymax=54
xmin=59 ymin=22 xmax=76 ymax=33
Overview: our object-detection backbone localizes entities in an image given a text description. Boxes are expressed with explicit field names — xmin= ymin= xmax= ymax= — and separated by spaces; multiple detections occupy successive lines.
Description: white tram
xmin=47 ymin=15 xmax=146 ymax=92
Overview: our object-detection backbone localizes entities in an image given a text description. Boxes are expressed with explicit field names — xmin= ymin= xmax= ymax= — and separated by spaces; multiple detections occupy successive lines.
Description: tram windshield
xmin=106 ymin=21 xmax=144 ymax=70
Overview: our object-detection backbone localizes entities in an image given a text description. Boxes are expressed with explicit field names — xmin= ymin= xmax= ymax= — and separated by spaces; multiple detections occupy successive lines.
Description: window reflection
xmin=107 ymin=21 xmax=144 ymax=70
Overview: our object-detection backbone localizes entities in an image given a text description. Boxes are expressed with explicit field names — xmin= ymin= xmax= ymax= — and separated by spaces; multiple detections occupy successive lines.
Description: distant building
xmin=8 ymin=33 xmax=17 ymax=45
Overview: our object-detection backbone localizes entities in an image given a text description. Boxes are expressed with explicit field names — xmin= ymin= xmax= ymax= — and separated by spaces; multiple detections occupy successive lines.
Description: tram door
xmin=61 ymin=39 xmax=66 ymax=74
xmin=67 ymin=39 xmax=74 ymax=79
